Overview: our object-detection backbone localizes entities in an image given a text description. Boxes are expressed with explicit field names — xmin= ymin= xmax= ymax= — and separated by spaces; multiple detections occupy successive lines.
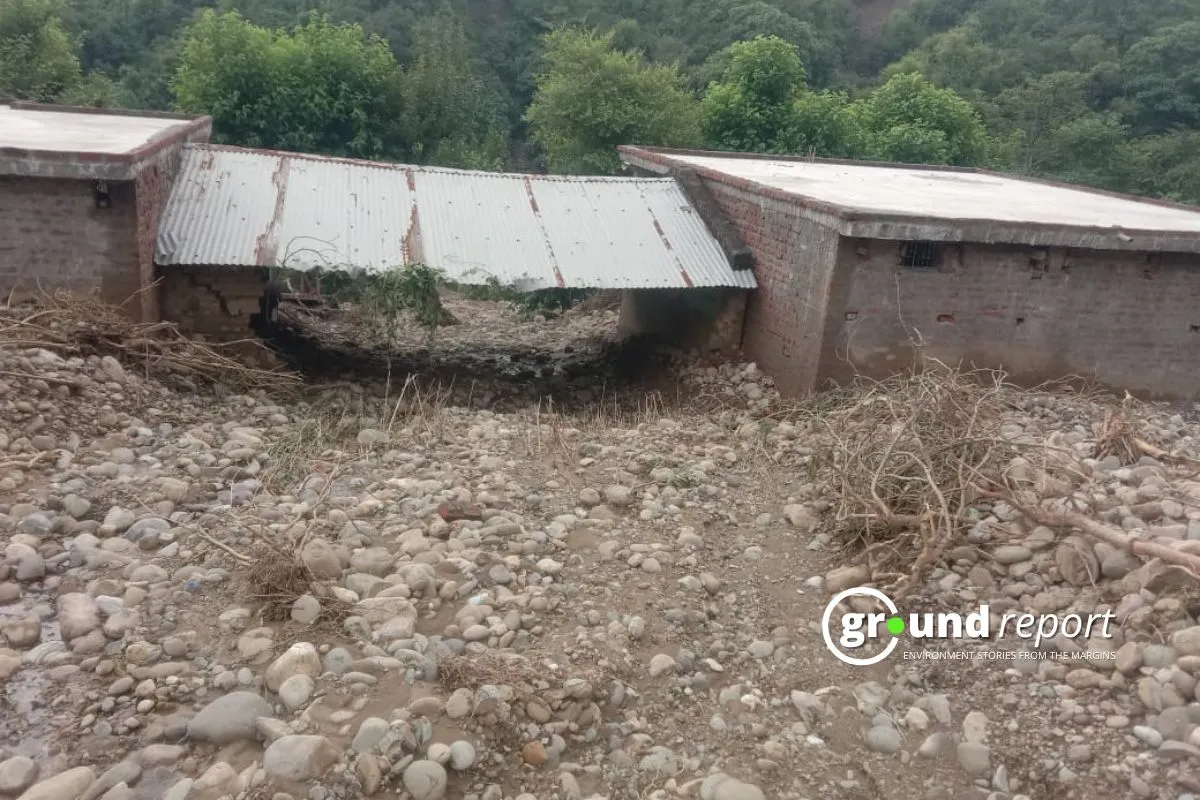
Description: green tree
xmin=700 ymin=36 xmax=807 ymax=152
xmin=1119 ymin=21 xmax=1200 ymax=135
xmin=781 ymin=89 xmax=863 ymax=157
xmin=1126 ymin=131 xmax=1200 ymax=205
xmin=856 ymin=71 xmax=992 ymax=166
xmin=0 ymin=0 xmax=81 ymax=101
xmin=1037 ymin=112 xmax=1132 ymax=189
xmin=524 ymin=27 xmax=701 ymax=174
xmin=60 ymin=71 xmax=132 ymax=107
xmin=172 ymin=10 xmax=403 ymax=159
xmin=882 ymin=25 xmax=1010 ymax=99
xmin=401 ymin=8 xmax=508 ymax=168
xmin=991 ymin=71 xmax=1093 ymax=173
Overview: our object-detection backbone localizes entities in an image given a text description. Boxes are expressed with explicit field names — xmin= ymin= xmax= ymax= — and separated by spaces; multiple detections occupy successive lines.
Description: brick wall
xmin=617 ymin=288 xmax=747 ymax=354
xmin=139 ymin=124 xmax=211 ymax=323
xmin=701 ymin=182 xmax=841 ymax=396
xmin=0 ymin=176 xmax=140 ymax=308
xmin=161 ymin=265 xmax=270 ymax=340
xmin=136 ymin=155 xmax=177 ymax=323
xmin=823 ymin=238 xmax=1200 ymax=400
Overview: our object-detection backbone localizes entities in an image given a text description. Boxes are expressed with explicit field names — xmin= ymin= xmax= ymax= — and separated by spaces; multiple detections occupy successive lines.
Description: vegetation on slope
xmin=1 ymin=0 xmax=1198 ymax=203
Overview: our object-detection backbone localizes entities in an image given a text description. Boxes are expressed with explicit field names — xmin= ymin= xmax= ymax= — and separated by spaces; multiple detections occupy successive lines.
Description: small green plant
xmin=451 ymin=277 xmax=524 ymax=303
xmin=359 ymin=264 xmax=455 ymax=335
xmin=356 ymin=264 xmax=456 ymax=401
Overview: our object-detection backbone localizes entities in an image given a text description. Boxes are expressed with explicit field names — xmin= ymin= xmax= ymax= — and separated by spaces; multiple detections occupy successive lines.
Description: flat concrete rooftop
xmin=620 ymin=147 xmax=1200 ymax=252
xmin=667 ymin=153 xmax=1200 ymax=233
xmin=0 ymin=102 xmax=211 ymax=180
xmin=0 ymin=104 xmax=201 ymax=154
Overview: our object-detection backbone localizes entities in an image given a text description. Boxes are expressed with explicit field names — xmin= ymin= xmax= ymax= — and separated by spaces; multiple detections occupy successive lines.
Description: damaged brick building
xmin=622 ymin=147 xmax=1200 ymax=401
xmin=6 ymin=102 xmax=1200 ymax=402
xmin=0 ymin=102 xmax=212 ymax=323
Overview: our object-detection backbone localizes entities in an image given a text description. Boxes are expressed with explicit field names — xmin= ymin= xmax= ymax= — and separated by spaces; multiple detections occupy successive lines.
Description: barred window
xmin=899 ymin=241 xmax=940 ymax=270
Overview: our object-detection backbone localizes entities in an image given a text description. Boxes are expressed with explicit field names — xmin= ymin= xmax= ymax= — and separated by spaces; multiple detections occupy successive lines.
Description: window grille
xmin=899 ymin=241 xmax=940 ymax=270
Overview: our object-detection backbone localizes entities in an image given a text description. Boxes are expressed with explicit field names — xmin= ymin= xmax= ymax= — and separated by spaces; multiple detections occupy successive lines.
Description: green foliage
xmin=700 ymin=36 xmax=808 ymax=152
xmin=1119 ymin=21 xmax=1200 ymax=136
xmin=32 ymin=0 xmax=1200 ymax=208
xmin=514 ymin=288 xmax=592 ymax=317
xmin=0 ymin=0 xmax=82 ymax=101
xmin=172 ymin=10 xmax=402 ymax=158
xmin=781 ymin=89 xmax=863 ymax=157
xmin=1126 ymin=131 xmax=1200 ymax=205
xmin=59 ymin=71 xmax=134 ymax=107
xmin=990 ymin=71 xmax=1093 ymax=172
xmin=524 ymin=27 xmax=702 ymax=174
xmin=359 ymin=264 xmax=455 ymax=341
xmin=399 ymin=8 xmax=508 ymax=166
xmin=855 ymin=71 xmax=992 ymax=165
xmin=452 ymin=279 xmax=593 ymax=318
xmin=700 ymin=42 xmax=991 ymax=166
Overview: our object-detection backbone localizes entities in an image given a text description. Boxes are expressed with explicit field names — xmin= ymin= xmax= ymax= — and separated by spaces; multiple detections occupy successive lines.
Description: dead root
xmin=810 ymin=362 xmax=1022 ymax=598
xmin=0 ymin=288 xmax=300 ymax=394
xmin=1094 ymin=393 xmax=1142 ymax=464
xmin=243 ymin=539 xmax=352 ymax=627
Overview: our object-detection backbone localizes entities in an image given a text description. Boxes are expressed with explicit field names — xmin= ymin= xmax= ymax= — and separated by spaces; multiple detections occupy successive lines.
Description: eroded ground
xmin=2 ymin=297 xmax=1200 ymax=800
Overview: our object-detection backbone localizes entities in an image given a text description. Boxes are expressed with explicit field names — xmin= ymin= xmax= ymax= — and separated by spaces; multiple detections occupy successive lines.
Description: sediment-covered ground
xmin=3 ymin=295 xmax=1200 ymax=800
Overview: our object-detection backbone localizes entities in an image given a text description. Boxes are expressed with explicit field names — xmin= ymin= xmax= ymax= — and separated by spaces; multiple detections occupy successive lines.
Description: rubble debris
xmin=1 ymin=294 xmax=1200 ymax=800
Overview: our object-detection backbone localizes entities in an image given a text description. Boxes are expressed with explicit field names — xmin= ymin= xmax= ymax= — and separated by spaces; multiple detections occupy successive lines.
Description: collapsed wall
xmin=159 ymin=265 xmax=272 ymax=339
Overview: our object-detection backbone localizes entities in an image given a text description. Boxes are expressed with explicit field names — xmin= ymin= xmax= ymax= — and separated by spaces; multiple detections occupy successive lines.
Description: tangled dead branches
xmin=243 ymin=538 xmax=352 ymax=626
xmin=0 ymin=289 xmax=300 ymax=393
xmin=813 ymin=363 xmax=1022 ymax=598
xmin=1093 ymin=393 xmax=1142 ymax=464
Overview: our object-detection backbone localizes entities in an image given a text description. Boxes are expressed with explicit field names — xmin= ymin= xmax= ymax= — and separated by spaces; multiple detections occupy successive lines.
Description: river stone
xmin=187 ymin=691 xmax=273 ymax=744
xmin=402 ymin=760 xmax=448 ymax=800
xmin=263 ymin=735 xmax=340 ymax=782
xmin=15 ymin=766 xmax=96 ymax=800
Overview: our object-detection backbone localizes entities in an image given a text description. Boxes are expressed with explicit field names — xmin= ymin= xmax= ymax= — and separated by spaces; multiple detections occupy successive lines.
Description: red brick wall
xmin=161 ymin=265 xmax=270 ymax=339
xmin=823 ymin=239 xmax=1200 ymax=400
xmin=0 ymin=176 xmax=140 ymax=307
xmin=701 ymin=182 xmax=841 ymax=395
xmin=135 ymin=151 xmax=183 ymax=323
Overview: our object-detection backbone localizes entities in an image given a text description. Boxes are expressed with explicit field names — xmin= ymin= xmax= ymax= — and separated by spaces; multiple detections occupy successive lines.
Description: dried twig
xmin=991 ymin=493 xmax=1200 ymax=575
xmin=0 ymin=290 xmax=301 ymax=393
xmin=807 ymin=362 xmax=1018 ymax=597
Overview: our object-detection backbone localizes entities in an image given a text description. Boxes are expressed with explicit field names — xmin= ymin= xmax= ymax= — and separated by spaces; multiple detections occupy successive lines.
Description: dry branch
xmin=809 ymin=362 xmax=1020 ymax=597
xmin=989 ymin=495 xmax=1200 ymax=575
xmin=0 ymin=289 xmax=301 ymax=393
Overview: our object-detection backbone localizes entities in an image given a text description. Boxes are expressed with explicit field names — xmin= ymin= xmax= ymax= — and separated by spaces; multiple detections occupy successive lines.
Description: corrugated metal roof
xmin=156 ymin=144 xmax=756 ymax=291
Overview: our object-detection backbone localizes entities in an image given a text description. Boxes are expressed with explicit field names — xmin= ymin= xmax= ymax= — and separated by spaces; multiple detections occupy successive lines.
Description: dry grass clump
xmin=438 ymin=650 xmax=551 ymax=692
xmin=259 ymin=399 xmax=363 ymax=493
xmin=812 ymin=363 xmax=1022 ymax=597
xmin=0 ymin=289 xmax=300 ymax=393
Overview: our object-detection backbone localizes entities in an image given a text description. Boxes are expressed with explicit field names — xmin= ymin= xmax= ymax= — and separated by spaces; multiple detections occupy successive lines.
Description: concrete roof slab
xmin=620 ymin=147 xmax=1200 ymax=252
xmin=667 ymin=154 xmax=1200 ymax=233
xmin=0 ymin=105 xmax=187 ymax=155
xmin=0 ymin=102 xmax=212 ymax=179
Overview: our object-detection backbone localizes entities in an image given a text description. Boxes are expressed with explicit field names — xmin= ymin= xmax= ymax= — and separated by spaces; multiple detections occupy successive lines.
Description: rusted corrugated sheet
xmin=156 ymin=144 xmax=756 ymax=290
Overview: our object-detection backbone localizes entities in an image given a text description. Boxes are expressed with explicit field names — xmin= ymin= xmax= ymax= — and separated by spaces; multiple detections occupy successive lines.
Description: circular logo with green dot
xmin=821 ymin=586 xmax=903 ymax=666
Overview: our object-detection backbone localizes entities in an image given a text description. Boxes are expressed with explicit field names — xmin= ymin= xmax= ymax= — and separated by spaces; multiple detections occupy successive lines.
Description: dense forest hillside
xmin=2 ymin=0 xmax=1198 ymax=203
